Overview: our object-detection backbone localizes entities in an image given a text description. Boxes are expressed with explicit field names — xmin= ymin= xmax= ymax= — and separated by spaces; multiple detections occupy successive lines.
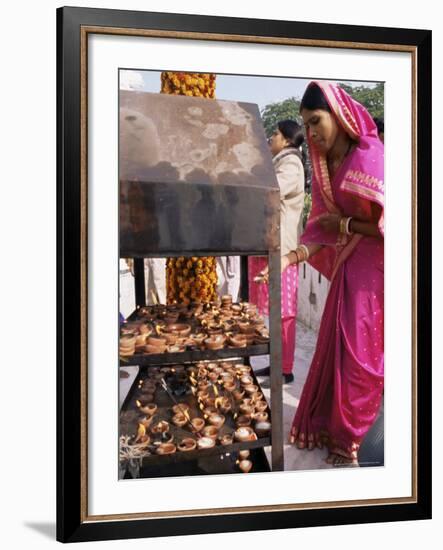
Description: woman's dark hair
xmin=277 ymin=119 xmax=307 ymax=171
xmin=300 ymin=83 xmax=332 ymax=113
xmin=373 ymin=117 xmax=384 ymax=134
xmin=277 ymin=119 xmax=305 ymax=149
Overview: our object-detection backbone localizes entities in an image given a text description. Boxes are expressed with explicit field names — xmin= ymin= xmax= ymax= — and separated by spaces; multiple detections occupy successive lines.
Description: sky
xmin=120 ymin=69 xmax=378 ymax=112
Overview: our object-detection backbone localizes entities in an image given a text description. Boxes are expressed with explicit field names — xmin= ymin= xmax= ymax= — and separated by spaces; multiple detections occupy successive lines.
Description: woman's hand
xmin=253 ymin=265 xmax=269 ymax=284
xmin=319 ymin=213 xmax=341 ymax=233
xmin=281 ymin=254 xmax=291 ymax=272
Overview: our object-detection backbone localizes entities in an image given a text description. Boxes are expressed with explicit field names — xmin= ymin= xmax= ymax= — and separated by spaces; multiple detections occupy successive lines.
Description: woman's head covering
xmin=300 ymin=81 xmax=384 ymax=280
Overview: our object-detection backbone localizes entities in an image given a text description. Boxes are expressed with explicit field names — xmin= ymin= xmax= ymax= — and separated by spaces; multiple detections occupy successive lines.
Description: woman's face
xmin=301 ymin=108 xmax=340 ymax=153
xmin=269 ymin=128 xmax=289 ymax=157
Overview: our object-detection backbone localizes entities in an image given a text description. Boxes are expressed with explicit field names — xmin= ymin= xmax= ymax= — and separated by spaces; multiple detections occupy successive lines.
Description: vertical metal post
xmin=268 ymin=250 xmax=283 ymax=471
xmin=240 ymin=255 xmax=249 ymax=301
xmin=133 ymin=258 xmax=146 ymax=308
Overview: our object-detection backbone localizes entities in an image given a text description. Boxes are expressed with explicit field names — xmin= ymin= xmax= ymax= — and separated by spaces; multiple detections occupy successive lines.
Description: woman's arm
xmin=318 ymin=204 xmax=383 ymax=239
xmin=282 ymin=243 xmax=323 ymax=271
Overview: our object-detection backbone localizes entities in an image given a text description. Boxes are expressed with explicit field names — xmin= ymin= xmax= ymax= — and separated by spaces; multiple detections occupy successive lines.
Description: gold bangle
xmin=293 ymin=245 xmax=309 ymax=263
xmin=339 ymin=216 xmax=352 ymax=234
xmin=345 ymin=217 xmax=354 ymax=235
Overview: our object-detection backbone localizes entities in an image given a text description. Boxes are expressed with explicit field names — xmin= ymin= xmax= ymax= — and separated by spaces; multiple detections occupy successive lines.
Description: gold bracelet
xmin=296 ymin=244 xmax=310 ymax=262
xmin=345 ymin=217 xmax=354 ymax=235
xmin=339 ymin=216 xmax=352 ymax=234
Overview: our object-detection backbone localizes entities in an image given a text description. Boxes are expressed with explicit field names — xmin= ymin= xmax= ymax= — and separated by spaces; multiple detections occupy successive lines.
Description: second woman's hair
xmin=277 ymin=119 xmax=305 ymax=149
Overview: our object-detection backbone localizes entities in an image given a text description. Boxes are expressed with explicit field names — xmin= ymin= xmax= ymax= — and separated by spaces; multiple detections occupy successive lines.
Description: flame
xmin=155 ymin=325 xmax=162 ymax=336
xmin=136 ymin=400 xmax=142 ymax=408
xmin=199 ymin=403 xmax=204 ymax=411
xmin=233 ymin=413 xmax=238 ymax=419
xmin=213 ymin=385 xmax=219 ymax=397
xmin=215 ymin=397 xmax=223 ymax=409
xmin=135 ymin=423 xmax=146 ymax=443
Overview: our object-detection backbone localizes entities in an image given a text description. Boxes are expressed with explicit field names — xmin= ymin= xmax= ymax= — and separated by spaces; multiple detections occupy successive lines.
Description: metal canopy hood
xmin=119 ymin=91 xmax=280 ymax=257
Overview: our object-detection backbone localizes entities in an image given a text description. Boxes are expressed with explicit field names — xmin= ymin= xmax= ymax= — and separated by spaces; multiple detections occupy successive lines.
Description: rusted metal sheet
xmin=119 ymin=91 xmax=280 ymax=256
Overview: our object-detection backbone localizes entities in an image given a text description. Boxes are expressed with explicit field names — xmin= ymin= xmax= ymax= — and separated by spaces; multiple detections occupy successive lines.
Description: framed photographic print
xmin=57 ymin=6 xmax=432 ymax=543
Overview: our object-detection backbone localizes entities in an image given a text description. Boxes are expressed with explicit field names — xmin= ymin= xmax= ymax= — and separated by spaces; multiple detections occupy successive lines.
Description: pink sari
xmin=290 ymin=82 xmax=384 ymax=461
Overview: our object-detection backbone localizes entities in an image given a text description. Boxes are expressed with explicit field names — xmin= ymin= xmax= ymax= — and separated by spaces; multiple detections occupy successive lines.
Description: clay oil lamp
xmin=164 ymin=312 xmax=180 ymax=324
xmin=167 ymin=344 xmax=186 ymax=353
xmin=136 ymin=400 xmax=157 ymax=415
xmin=254 ymin=334 xmax=269 ymax=345
xmin=197 ymin=436 xmax=216 ymax=450
xmin=240 ymin=375 xmax=254 ymax=387
xmin=238 ymin=321 xmax=256 ymax=335
xmin=244 ymin=384 xmax=259 ymax=396
xmin=230 ymin=303 xmax=242 ymax=314
xmin=234 ymin=426 xmax=255 ymax=442
xmin=136 ymin=391 xmax=154 ymax=405
xmin=238 ymin=459 xmax=253 ymax=473
xmin=244 ymin=334 xmax=256 ymax=345
xmin=208 ymin=371 xmax=219 ymax=383
xmin=208 ymin=413 xmax=225 ymax=429
xmin=139 ymin=415 xmax=154 ymax=430
xmin=201 ymin=406 xmax=217 ymax=419
xmin=197 ymin=390 xmax=210 ymax=403
xmin=139 ymin=322 xmax=153 ymax=335
xmin=236 ymin=415 xmax=252 ymax=428
xmin=236 ymin=365 xmax=252 ymax=376
xmin=219 ymin=433 xmax=234 ymax=446
xmin=172 ymin=413 xmax=188 ymax=428
xmin=119 ymin=335 xmax=136 ymax=357
xmin=165 ymin=323 xmax=192 ymax=337
xmin=172 ymin=403 xmax=190 ymax=415
xmin=255 ymin=421 xmax=271 ymax=438
xmin=221 ymin=294 xmax=233 ymax=305
xmin=253 ymin=412 xmax=269 ymax=423
xmin=239 ymin=403 xmax=255 ymax=417
xmin=232 ymin=389 xmax=245 ymax=402
xmin=204 ymin=334 xmax=226 ymax=350
xmin=156 ymin=442 xmax=177 ymax=455
xmin=192 ymin=333 xmax=207 ymax=346
xmin=218 ymin=397 xmax=232 ymax=413
xmin=254 ymin=401 xmax=268 ymax=413
xmin=240 ymin=398 xmax=254 ymax=408
xmin=202 ymin=425 xmax=219 ymax=440
xmin=135 ymin=333 xmax=148 ymax=348
xmin=251 ymin=392 xmax=264 ymax=404
xmin=239 ymin=449 xmax=250 ymax=460
xmin=202 ymin=397 xmax=216 ymax=409
xmin=177 ymin=438 xmax=197 ymax=452
xmin=133 ymin=423 xmax=151 ymax=445
xmin=150 ymin=420 xmax=169 ymax=435
xmin=187 ymin=366 xmax=199 ymax=377
xmin=144 ymin=343 xmax=166 ymax=355
xmin=223 ymin=381 xmax=236 ymax=393
xmin=147 ymin=335 xmax=167 ymax=347
xmin=197 ymin=380 xmax=210 ymax=392
xmin=220 ymin=373 xmax=235 ymax=384
xmin=227 ymin=334 xmax=247 ymax=348
xmin=163 ymin=332 xmax=178 ymax=345
xmin=190 ymin=417 xmax=205 ymax=433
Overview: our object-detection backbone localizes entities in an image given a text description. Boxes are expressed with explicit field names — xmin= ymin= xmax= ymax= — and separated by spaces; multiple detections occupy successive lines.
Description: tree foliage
xmin=260 ymin=97 xmax=301 ymax=138
xmin=338 ymin=82 xmax=384 ymax=119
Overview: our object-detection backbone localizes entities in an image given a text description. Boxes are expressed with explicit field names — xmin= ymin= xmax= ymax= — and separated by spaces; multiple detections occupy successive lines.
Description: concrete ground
xmin=251 ymin=321 xmax=334 ymax=471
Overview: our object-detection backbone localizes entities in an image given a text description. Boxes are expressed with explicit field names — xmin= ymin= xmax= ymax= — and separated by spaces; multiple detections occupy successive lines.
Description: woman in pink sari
xmin=286 ymin=81 xmax=384 ymax=466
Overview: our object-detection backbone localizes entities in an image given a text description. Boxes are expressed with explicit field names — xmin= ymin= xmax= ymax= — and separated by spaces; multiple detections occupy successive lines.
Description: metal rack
xmin=119 ymin=90 xmax=283 ymax=473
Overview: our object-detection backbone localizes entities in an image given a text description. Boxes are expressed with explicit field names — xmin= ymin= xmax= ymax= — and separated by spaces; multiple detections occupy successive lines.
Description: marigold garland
xmin=161 ymin=72 xmax=218 ymax=304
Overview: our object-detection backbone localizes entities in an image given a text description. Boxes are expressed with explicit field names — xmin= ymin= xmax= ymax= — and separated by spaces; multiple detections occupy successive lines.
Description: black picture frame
xmin=57 ymin=6 xmax=432 ymax=543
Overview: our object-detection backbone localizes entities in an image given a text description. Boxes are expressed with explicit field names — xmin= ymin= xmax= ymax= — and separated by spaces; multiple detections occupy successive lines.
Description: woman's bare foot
xmin=332 ymin=455 xmax=358 ymax=467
